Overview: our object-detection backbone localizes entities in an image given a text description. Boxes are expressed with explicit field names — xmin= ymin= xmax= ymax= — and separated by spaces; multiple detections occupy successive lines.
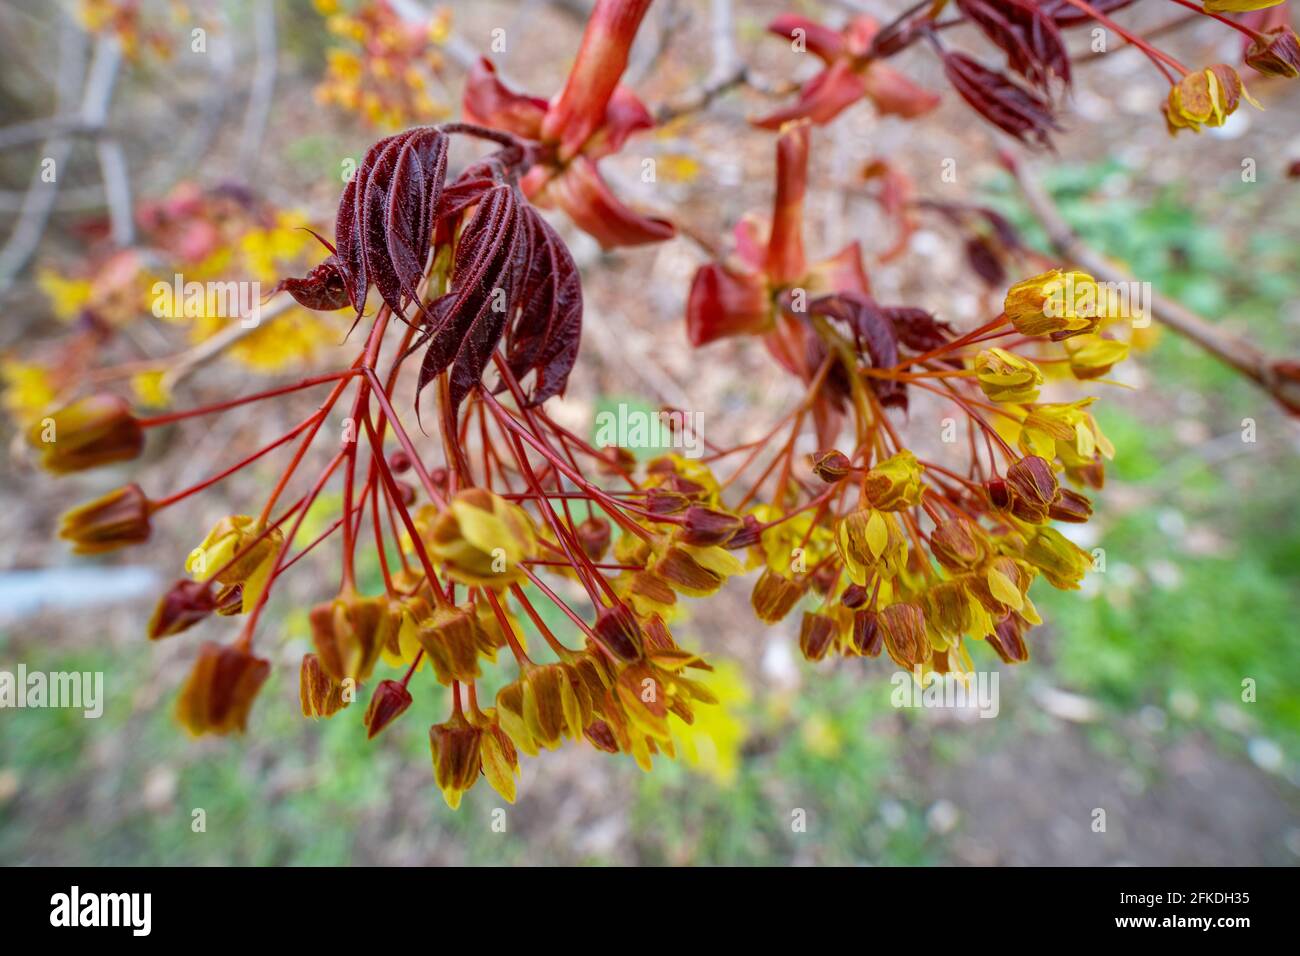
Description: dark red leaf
xmin=272 ymin=256 xmax=351 ymax=311
xmin=941 ymin=52 xmax=1060 ymax=148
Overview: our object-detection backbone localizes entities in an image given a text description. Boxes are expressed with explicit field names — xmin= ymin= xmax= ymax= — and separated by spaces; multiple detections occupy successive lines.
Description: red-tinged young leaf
xmin=941 ymin=52 xmax=1060 ymax=148
xmin=956 ymin=0 xmax=1071 ymax=92
xmin=418 ymin=184 xmax=522 ymax=411
xmin=809 ymin=292 xmax=907 ymax=409
xmin=505 ymin=207 xmax=583 ymax=405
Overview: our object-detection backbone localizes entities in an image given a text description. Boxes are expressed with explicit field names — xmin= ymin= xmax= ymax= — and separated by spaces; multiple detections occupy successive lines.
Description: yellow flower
xmin=1 ymin=359 xmax=57 ymax=424
xmin=836 ymin=508 xmax=908 ymax=585
xmin=131 ymin=369 xmax=172 ymax=408
xmin=1004 ymin=269 xmax=1101 ymax=338
xmin=425 ymin=488 xmax=538 ymax=587
xmin=186 ymin=515 xmax=283 ymax=613
xmin=975 ymin=347 xmax=1043 ymax=403
xmin=1164 ymin=65 xmax=1259 ymax=135
xmin=669 ymin=661 xmax=749 ymax=786
xmin=863 ymin=449 xmax=924 ymax=511
xmin=37 ymin=268 xmax=92 ymax=321
xmin=1065 ymin=335 xmax=1129 ymax=381
xmin=1018 ymin=399 xmax=1114 ymax=465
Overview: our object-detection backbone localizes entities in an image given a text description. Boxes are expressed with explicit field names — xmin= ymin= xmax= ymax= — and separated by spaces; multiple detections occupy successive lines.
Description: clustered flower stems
xmin=27 ymin=0 xmax=1300 ymax=807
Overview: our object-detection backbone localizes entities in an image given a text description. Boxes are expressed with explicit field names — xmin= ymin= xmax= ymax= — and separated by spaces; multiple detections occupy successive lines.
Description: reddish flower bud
xmin=679 ymin=505 xmax=744 ymax=546
xmin=1247 ymin=26 xmax=1300 ymax=78
xmin=388 ymin=449 xmax=413 ymax=473
xmin=175 ymin=641 xmax=270 ymax=736
xmin=751 ymin=568 xmax=805 ymax=623
xmin=987 ymin=614 xmax=1030 ymax=664
xmin=577 ymin=515 xmax=612 ymax=560
xmin=365 ymin=679 xmax=413 ymax=739
xmin=798 ymin=611 xmax=838 ymax=661
xmin=148 ymin=579 xmax=217 ymax=640
xmin=879 ymin=603 xmax=930 ymax=668
xmin=58 ymin=483 xmax=153 ymax=555
xmin=26 ymin=393 xmax=143 ymax=474
xmin=1006 ymin=455 xmax=1061 ymax=523
xmin=300 ymin=652 xmax=349 ymax=719
xmin=584 ymin=719 xmax=621 ymax=754
xmin=1048 ymin=488 xmax=1093 ymax=523
xmin=592 ymin=602 xmax=644 ymax=661
xmin=726 ymin=514 xmax=764 ymax=550
xmin=841 ymin=583 xmax=868 ymax=609
xmin=986 ymin=477 xmax=1012 ymax=511
xmin=811 ymin=449 xmax=852 ymax=483
xmin=852 ymin=609 xmax=882 ymax=657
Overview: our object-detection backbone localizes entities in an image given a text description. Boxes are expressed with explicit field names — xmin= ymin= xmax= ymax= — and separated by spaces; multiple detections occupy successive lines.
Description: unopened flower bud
xmin=148 ymin=579 xmax=217 ymax=640
xmin=1246 ymin=26 xmax=1300 ymax=78
xmin=1048 ymin=488 xmax=1093 ymax=523
xmin=300 ymin=652 xmax=349 ymax=718
xmin=987 ymin=614 xmax=1029 ymax=664
xmin=679 ymin=505 xmax=743 ymax=546
xmin=576 ymin=515 xmax=612 ymax=560
xmin=175 ymin=641 xmax=270 ymax=736
xmin=751 ymin=568 xmax=805 ymax=623
xmin=852 ymin=609 xmax=883 ymax=657
xmin=592 ymin=602 xmax=644 ymax=661
xmin=26 ymin=393 xmax=143 ymax=474
xmin=58 ymin=483 xmax=152 ymax=555
xmin=879 ymin=603 xmax=930 ymax=667
xmin=811 ymin=449 xmax=851 ymax=483
xmin=364 ymin=679 xmax=412 ymax=738
xmin=840 ymin=583 xmax=868 ymax=609
xmin=798 ymin=612 xmax=838 ymax=662
xmin=388 ymin=449 xmax=413 ymax=473
xmin=1006 ymin=455 xmax=1060 ymax=523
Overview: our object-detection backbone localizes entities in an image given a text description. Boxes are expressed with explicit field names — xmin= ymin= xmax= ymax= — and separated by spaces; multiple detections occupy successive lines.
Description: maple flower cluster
xmin=23 ymin=0 xmax=1297 ymax=808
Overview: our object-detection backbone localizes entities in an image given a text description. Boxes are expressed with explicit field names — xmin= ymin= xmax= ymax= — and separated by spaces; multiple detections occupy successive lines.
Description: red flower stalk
xmin=462 ymin=0 xmax=673 ymax=249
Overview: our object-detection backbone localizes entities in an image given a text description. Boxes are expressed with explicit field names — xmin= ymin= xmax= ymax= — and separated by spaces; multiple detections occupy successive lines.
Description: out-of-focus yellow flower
xmin=37 ymin=269 xmax=93 ymax=321
xmin=2 ymin=359 xmax=57 ymax=424
xmin=670 ymin=661 xmax=749 ymax=785
xmin=131 ymin=369 xmax=171 ymax=408
xmin=1065 ymin=335 xmax=1129 ymax=381
xmin=240 ymin=212 xmax=312 ymax=283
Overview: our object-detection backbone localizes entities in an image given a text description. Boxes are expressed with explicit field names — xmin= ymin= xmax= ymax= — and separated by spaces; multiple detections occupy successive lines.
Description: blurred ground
xmin=0 ymin=0 xmax=1297 ymax=865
